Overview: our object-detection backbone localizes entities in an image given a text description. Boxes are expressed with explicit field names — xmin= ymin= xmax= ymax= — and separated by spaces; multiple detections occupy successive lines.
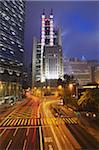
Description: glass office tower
xmin=0 ymin=0 xmax=25 ymax=104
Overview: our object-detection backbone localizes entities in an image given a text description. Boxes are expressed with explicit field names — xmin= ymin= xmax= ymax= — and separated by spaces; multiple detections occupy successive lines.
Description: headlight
xmin=93 ymin=113 xmax=96 ymax=117
xmin=86 ymin=113 xmax=89 ymax=117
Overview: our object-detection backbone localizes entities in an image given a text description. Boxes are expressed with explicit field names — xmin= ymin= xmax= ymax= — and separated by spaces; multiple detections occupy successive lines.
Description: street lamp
xmin=47 ymin=86 xmax=50 ymax=90
xmin=58 ymin=85 xmax=62 ymax=90
xmin=69 ymin=83 xmax=73 ymax=91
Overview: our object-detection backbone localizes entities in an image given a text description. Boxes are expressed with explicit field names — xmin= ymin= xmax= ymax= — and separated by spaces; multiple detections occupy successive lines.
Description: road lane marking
xmin=65 ymin=118 xmax=71 ymax=124
xmin=69 ymin=118 xmax=74 ymax=124
xmin=6 ymin=119 xmax=13 ymax=126
xmin=14 ymin=119 xmax=19 ymax=126
xmin=44 ymin=137 xmax=53 ymax=143
xmin=71 ymin=118 xmax=77 ymax=124
xmin=2 ymin=119 xmax=10 ymax=126
xmin=6 ymin=139 xmax=12 ymax=150
xmin=23 ymin=139 xmax=27 ymax=150
xmin=21 ymin=119 xmax=24 ymax=125
xmin=17 ymin=119 xmax=22 ymax=126
xmin=48 ymin=144 xmax=53 ymax=150
xmin=0 ymin=128 xmax=6 ymax=137
xmin=50 ymin=125 xmax=62 ymax=150
xmin=39 ymin=126 xmax=43 ymax=150
xmin=38 ymin=118 xmax=40 ymax=125
xmin=28 ymin=119 xmax=31 ymax=126
xmin=44 ymin=118 xmax=47 ymax=125
xmin=26 ymin=128 xmax=29 ymax=136
xmin=13 ymin=128 xmax=18 ymax=136
xmin=24 ymin=119 xmax=27 ymax=126
xmin=31 ymin=119 xmax=33 ymax=125
xmin=41 ymin=119 xmax=43 ymax=125
xmin=10 ymin=119 xmax=16 ymax=126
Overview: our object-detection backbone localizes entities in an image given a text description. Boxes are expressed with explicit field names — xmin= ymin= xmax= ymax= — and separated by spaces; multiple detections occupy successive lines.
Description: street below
xmin=0 ymin=93 xmax=99 ymax=150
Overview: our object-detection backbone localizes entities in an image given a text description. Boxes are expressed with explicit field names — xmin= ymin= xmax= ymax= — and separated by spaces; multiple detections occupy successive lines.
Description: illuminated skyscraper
xmin=32 ymin=10 xmax=63 ymax=86
xmin=41 ymin=9 xmax=63 ymax=82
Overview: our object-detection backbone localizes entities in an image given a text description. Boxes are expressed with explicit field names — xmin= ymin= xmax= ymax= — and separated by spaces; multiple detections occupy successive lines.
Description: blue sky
xmin=24 ymin=1 xmax=99 ymax=67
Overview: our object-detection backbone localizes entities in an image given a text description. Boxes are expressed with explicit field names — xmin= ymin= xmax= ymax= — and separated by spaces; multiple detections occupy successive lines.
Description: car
xmin=85 ymin=112 xmax=97 ymax=118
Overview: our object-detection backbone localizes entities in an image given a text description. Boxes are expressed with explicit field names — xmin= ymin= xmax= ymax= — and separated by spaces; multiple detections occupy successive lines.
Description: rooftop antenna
xmin=50 ymin=8 xmax=53 ymax=15
xmin=43 ymin=9 xmax=45 ymax=15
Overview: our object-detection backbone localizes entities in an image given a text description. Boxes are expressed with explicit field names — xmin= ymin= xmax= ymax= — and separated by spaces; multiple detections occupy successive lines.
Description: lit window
xmin=0 ymin=44 xmax=3 ymax=46
xmin=10 ymin=51 xmax=14 ymax=54
xmin=2 ymin=13 xmax=6 ymax=17
xmin=4 ymin=2 xmax=7 ymax=6
xmin=11 ymin=41 xmax=15 ymax=44
xmin=1 ymin=59 xmax=5 ymax=62
xmin=20 ymin=19 xmax=22 ymax=22
xmin=12 ymin=22 xmax=16 ymax=26
xmin=3 ymin=37 xmax=7 ymax=40
xmin=2 ymin=48 xmax=6 ymax=51
xmin=5 ymin=16 xmax=10 ymax=21
xmin=20 ymin=63 xmax=23 ymax=66
xmin=20 ymin=11 xmax=23 ymax=14
xmin=19 ymin=27 xmax=22 ymax=31
xmin=18 ymin=45 xmax=21 ymax=48
xmin=0 ymin=67 xmax=4 ymax=73
xmin=12 ymin=32 xmax=15 ymax=35
xmin=4 ymin=27 xmax=7 ymax=30
xmin=20 ymin=49 xmax=24 ymax=52
xmin=5 ymin=7 xmax=8 ymax=11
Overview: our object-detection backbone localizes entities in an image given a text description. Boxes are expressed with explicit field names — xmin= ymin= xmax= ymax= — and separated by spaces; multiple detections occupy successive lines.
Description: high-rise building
xmin=32 ymin=37 xmax=41 ymax=86
xmin=41 ymin=10 xmax=63 ymax=82
xmin=0 ymin=0 xmax=25 ymax=104
xmin=32 ymin=10 xmax=63 ymax=86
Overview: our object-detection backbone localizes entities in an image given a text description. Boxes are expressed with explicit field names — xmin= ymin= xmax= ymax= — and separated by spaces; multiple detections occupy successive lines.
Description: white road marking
xmin=23 ymin=139 xmax=27 ymax=150
xmin=48 ymin=144 xmax=53 ymax=150
xmin=44 ymin=137 xmax=53 ymax=143
xmin=0 ymin=128 xmax=6 ymax=137
xmin=26 ymin=128 xmax=29 ymax=136
xmin=13 ymin=128 xmax=18 ymax=136
xmin=6 ymin=139 xmax=12 ymax=150
xmin=39 ymin=126 xmax=43 ymax=150
xmin=2 ymin=119 xmax=9 ymax=126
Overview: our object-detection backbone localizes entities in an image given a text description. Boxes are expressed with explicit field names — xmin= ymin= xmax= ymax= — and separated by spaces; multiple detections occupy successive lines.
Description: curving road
xmin=0 ymin=94 xmax=99 ymax=150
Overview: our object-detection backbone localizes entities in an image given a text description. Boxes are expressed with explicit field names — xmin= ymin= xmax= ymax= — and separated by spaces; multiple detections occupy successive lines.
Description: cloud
xmin=61 ymin=30 xmax=70 ymax=37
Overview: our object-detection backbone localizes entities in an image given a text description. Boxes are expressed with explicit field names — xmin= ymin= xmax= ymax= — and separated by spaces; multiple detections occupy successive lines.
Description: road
xmin=0 ymin=94 xmax=99 ymax=150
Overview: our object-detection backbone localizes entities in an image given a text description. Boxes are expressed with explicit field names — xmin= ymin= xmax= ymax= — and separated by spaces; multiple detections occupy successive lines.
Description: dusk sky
xmin=24 ymin=1 xmax=99 ymax=68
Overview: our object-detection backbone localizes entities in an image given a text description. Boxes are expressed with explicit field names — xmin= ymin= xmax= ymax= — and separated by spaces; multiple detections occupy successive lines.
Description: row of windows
xmin=1 ymin=31 xmax=21 ymax=44
xmin=0 ymin=32 xmax=23 ymax=48
xmin=0 ymin=54 xmax=23 ymax=67
xmin=1 ymin=37 xmax=24 ymax=52
xmin=1 ymin=27 xmax=23 ymax=44
xmin=1 ymin=26 xmax=23 ymax=39
xmin=1 ymin=11 xmax=24 ymax=25
xmin=2 ymin=1 xmax=25 ymax=16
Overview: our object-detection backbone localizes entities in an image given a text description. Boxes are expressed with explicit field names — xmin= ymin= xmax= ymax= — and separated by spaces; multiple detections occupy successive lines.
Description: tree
xmin=77 ymin=90 xmax=99 ymax=111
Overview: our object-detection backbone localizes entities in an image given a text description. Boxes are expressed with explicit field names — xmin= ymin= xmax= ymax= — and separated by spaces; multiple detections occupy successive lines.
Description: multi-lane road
xmin=0 ymin=94 xmax=99 ymax=150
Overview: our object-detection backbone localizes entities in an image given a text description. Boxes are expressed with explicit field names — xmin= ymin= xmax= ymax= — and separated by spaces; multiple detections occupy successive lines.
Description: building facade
xmin=32 ymin=37 xmax=41 ymax=86
xmin=32 ymin=10 xmax=63 ymax=86
xmin=0 ymin=0 xmax=25 ymax=104
xmin=94 ymin=65 xmax=99 ymax=84
xmin=44 ymin=46 xmax=63 ymax=80
xmin=63 ymin=57 xmax=99 ymax=85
